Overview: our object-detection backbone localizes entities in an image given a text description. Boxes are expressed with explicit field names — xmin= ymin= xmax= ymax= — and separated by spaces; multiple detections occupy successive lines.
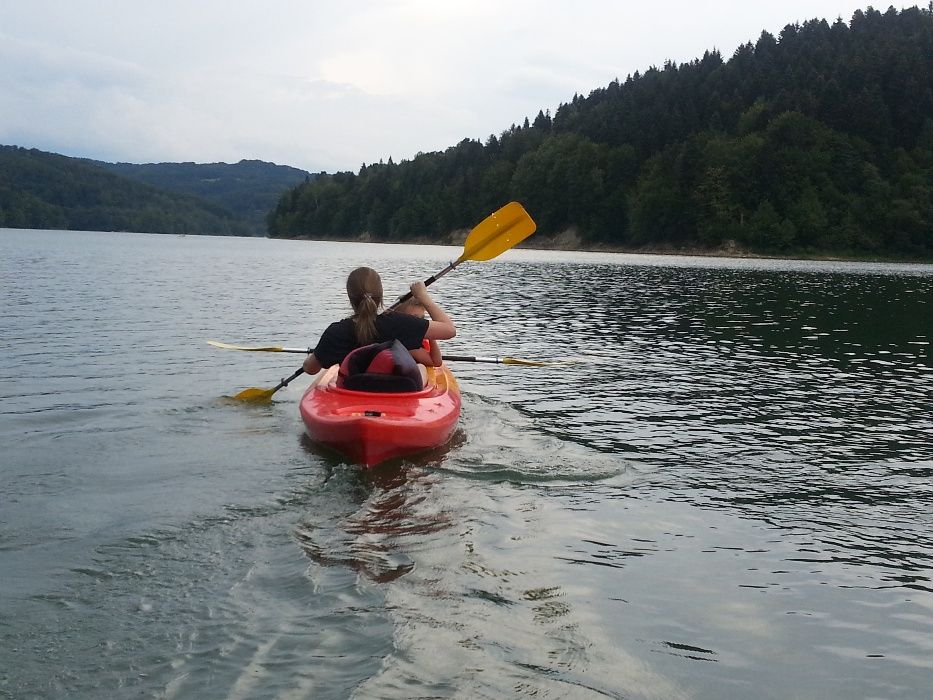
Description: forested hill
xmin=0 ymin=147 xmax=248 ymax=235
xmin=0 ymin=148 xmax=312 ymax=236
xmin=90 ymin=159 xmax=311 ymax=232
xmin=269 ymin=5 xmax=933 ymax=259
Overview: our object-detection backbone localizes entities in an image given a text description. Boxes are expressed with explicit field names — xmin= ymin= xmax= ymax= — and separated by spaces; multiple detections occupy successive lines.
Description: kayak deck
xmin=299 ymin=364 xmax=461 ymax=467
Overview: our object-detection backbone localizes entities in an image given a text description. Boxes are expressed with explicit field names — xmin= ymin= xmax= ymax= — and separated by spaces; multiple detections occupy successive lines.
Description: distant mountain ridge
xmin=89 ymin=159 xmax=312 ymax=232
xmin=0 ymin=146 xmax=312 ymax=236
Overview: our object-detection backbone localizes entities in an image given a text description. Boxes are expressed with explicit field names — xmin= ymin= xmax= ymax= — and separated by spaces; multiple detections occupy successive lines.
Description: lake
xmin=1 ymin=228 xmax=931 ymax=699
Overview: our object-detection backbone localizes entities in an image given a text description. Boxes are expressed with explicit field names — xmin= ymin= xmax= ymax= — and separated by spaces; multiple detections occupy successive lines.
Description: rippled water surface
xmin=2 ymin=229 xmax=931 ymax=699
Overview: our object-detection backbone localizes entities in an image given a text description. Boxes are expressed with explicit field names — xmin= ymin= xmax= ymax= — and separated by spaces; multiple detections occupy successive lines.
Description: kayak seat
xmin=365 ymin=349 xmax=397 ymax=375
xmin=338 ymin=340 xmax=424 ymax=393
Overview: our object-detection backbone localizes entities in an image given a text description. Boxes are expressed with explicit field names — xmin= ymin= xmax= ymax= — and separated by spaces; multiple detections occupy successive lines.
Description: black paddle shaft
xmin=275 ymin=367 xmax=306 ymax=391
xmin=389 ymin=260 xmax=460 ymax=310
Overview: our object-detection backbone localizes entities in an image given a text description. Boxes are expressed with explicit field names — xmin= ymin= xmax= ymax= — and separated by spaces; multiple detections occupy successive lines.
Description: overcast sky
xmin=0 ymin=1 xmax=910 ymax=173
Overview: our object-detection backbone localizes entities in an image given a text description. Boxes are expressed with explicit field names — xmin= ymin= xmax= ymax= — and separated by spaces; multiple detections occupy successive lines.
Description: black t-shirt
xmin=312 ymin=312 xmax=430 ymax=368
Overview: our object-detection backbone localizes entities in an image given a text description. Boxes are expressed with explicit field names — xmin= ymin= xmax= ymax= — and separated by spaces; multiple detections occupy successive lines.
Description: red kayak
xmin=299 ymin=364 xmax=461 ymax=467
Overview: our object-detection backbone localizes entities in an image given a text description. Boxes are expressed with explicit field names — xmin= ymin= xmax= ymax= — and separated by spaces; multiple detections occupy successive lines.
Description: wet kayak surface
xmin=300 ymin=364 xmax=461 ymax=467
xmin=2 ymin=228 xmax=932 ymax=699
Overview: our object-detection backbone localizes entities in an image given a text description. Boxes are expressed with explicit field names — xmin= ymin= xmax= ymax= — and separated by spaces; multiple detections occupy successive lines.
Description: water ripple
xmin=3 ymin=230 xmax=932 ymax=699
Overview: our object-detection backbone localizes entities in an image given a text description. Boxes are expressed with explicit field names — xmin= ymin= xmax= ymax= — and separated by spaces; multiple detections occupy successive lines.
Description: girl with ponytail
xmin=345 ymin=266 xmax=383 ymax=345
xmin=302 ymin=267 xmax=455 ymax=376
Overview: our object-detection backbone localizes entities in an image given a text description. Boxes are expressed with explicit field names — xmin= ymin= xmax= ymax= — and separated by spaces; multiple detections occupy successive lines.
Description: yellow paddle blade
xmin=459 ymin=202 xmax=536 ymax=262
xmin=208 ymin=340 xmax=286 ymax=352
xmin=231 ymin=386 xmax=277 ymax=402
xmin=501 ymin=356 xmax=551 ymax=366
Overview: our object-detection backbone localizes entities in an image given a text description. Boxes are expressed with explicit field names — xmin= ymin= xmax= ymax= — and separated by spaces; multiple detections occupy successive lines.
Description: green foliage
xmin=510 ymin=133 xmax=610 ymax=237
xmin=268 ymin=5 xmax=933 ymax=258
xmin=0 ymin=146 xmax=255 ymax=235
xmin=90 ymin=159 xmax=311 ymax=232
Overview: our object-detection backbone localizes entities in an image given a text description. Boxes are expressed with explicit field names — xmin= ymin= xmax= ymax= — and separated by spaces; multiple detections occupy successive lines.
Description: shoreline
xmin=288 ymin=230 xmax=933 ymax=265
xmin=7 ymin=226 xmax=928 ymax=264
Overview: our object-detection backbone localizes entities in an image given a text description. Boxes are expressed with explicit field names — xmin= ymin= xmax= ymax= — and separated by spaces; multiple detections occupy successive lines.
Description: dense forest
xmin=90 ymin=159 xmax=311 ymax=232
xmin=269 ymin=5 xmax=933 ymax=259
xmin=0 ymin=148 xmax=310 ymax=235
xmin=0 ymin=147 xmax=247 ymax=235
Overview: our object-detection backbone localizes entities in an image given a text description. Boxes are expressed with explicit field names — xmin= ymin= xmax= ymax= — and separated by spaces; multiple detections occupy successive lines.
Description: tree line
xmin=0 ymin=148 xmax=311 ymax=236
xmin=268 ymin=5 xmax=933 ymax=258
xmin=0 ymin=146 xmax=249 ymax=235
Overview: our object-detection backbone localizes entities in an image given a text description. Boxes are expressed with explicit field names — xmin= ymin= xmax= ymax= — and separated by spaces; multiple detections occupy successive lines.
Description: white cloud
xmin=0 ymin=1 xmax=914 ymax=172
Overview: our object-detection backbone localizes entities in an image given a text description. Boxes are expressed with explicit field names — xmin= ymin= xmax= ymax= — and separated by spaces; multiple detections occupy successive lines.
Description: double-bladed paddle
xmin=208 ymin=340 xmax=555 ymax=367
xmin=227 ymin=202 xmax=537 ymax=401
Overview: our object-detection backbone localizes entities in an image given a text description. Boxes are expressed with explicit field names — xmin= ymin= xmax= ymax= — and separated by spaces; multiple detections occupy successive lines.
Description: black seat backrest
xmin=342 ymin=373 xmax=421 ymax=392
xmin=338 ymin=339 xmax=423 ymax=393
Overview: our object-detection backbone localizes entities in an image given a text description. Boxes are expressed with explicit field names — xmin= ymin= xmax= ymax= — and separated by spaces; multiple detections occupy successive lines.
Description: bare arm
xmin=411 ymin=282 xmax=456 ymax=340
xmin=409 ymin=347 xmax=435 ymax=366
xmin=409 ymin=341 xmax=443 ymax=367
xmin=302 ymin=353 xmax=323 ymax=375
xmin=428 ymin=339 xmax=443 ymax=366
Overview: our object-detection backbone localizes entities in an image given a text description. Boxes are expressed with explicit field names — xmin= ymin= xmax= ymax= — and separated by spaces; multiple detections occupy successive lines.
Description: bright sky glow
xmin=0 ymin=1 xmax=911 ymax=173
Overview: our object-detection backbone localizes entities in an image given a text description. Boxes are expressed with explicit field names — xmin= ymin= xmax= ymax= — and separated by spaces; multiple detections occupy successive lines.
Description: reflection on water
xmin=461 ymin=259 xmax=933 ymax=588
xmin=1 ymin=230 xmax=932 ymax=699
xmin=294 ymin=459 xmax=452 ymax=584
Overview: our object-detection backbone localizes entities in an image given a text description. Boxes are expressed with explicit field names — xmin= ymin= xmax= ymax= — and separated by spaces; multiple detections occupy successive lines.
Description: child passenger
xmin=395 ymin=297 xmax=444 ymax=367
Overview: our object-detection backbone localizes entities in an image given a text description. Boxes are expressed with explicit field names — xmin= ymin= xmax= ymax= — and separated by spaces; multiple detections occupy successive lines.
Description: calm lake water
xmin=1 ymin=228 xmax=931 ymax=699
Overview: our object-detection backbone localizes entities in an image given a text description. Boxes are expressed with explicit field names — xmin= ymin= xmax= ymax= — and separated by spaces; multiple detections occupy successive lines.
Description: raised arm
xmin=410 ymin=281 xmax=456 ymax=340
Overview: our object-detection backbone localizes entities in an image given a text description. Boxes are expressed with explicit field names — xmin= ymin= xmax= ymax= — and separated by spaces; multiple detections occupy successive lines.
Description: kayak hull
xmin=299 ymin=364 xmax=461 ymax=467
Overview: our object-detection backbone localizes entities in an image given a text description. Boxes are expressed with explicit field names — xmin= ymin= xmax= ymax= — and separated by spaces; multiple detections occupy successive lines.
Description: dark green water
xmin=1 ymin=229 xmax=931 ymax=699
